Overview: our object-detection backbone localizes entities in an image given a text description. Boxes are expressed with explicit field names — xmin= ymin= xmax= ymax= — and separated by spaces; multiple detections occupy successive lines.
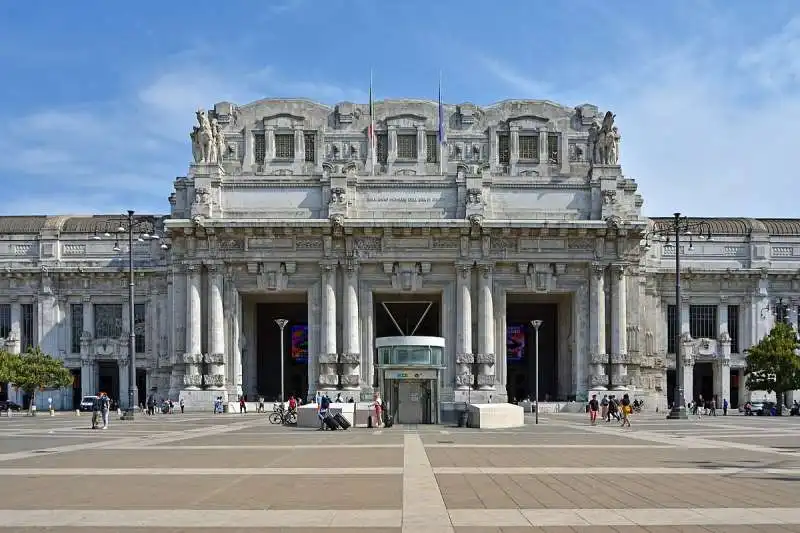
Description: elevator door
xmin=398 ymin=381 xmax=424 ymax=424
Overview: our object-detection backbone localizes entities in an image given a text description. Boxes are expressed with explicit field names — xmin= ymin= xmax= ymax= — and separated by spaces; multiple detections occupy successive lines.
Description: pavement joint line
xmin=402 ymin=433 xmax=453 ymax=532
xmin=0 ymin=467 xmax=403 ymax=476
xmin=105 ymin=444 xmax=405 ymax=450
xmin=423 ymin=444 xmax=679 ymax=448
xmin=431 ymin=466 xmax=800 ymax=475
xmin=0 ymin=418 xmax=269 ymax=463
xmin=0 ymin=508 xmax=798 ymax=528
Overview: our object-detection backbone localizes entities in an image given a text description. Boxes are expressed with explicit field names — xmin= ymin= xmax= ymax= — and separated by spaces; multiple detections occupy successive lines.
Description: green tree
xmin=10 ymin=347 xmax=73 ymax=414
xmin=0 ymin=349 xmax=16 ymax=398
xmin=745 ymin=322 xmax=800 ymax=414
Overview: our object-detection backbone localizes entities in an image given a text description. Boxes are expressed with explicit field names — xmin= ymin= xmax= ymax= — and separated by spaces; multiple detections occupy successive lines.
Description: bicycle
xmin=268 ymin=404 xmax=297 ymax=425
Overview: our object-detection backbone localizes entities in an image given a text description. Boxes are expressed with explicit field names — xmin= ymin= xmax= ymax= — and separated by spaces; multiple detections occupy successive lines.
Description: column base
xmin=666 ymin=405 xmax=689 ymax=419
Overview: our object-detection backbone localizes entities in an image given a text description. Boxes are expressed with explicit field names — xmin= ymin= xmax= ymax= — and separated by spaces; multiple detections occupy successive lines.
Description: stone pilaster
xmin=341 ymin=260 xmax=360 ymax=391
xmin=476 ymin=263 xmax=495 ymax=390
xmin=80 ymin=355 xmax=95 ymax=397
xmin=183 ymin=265 xmax=202 ymax=389
xmin=681 ymin=333 xmax=695 ymax=404
xmin=318 ymin=262 xmax=338 ymax=391
xmin=589 ymin=263 xmax=607 ymax=389
xmin=455 ymin=262 xmax=474 ymax=389
xmin=611 ymin=264 xmax=628 ymax=389
xmin=226 ymin=270 xmax=243 ymax=398
xmin=205 ymin=266 xmax=225 ymax=390
xmin=119 ymin=358 xmax=131 ymax=408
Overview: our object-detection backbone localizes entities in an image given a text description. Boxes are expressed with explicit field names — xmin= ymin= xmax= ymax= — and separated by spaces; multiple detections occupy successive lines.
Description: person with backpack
xmin=318 ymin=394 xmax=331 ymax=430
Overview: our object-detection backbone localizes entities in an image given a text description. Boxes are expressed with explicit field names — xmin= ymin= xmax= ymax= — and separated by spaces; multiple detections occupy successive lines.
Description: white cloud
xmin=477 ymin=55 xmax=553 ymax=98
xmin=0 ymin=62 xmax=363 ymax=214
xmin=482 ymin=16 xmax=800 ymax=218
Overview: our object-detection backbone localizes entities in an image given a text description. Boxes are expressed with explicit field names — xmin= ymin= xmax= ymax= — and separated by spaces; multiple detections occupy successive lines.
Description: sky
xmin=1 ymin=0 xmax=799 ymax=218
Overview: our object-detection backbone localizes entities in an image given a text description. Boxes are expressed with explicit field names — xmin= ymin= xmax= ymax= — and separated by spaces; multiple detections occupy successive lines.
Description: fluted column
xmin=455 ymin=263 xmax=474 ymax=389
xmin=205 ymin=266 xmax=226 ymax=390
xmin=477 ymin=264 xmax=495 ymax=390
xmin=183 ymin=265 xmax=202 ymax=390
xmin=611 ymin=264 xmax=628 ymax=389
xmin=341 ymin=261 xmax=360 ymax=391
xmin=589 ymin=263 xmax=607 ymax=389
xmin=318 ymin=262 xmax=338 ymax=391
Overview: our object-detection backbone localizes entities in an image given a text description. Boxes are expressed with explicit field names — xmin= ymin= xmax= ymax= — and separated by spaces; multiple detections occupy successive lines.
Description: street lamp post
xmin=91 ymin=210 xmax=168 ymax=420
xmin=643 ymin=212 xmax=711 ymax=420
xmin=531 ymin=320 xmax=543 ymax=425
xmin=274 ymin=319 xmax=289 ymax=403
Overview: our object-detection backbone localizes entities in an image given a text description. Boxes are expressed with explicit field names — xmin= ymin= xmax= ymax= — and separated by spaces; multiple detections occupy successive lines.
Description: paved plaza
xmin=0 ymin=412 xmax=798 ymax=532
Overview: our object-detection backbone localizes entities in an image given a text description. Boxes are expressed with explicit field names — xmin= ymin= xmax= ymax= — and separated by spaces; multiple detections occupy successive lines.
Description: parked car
xmin=0 ymin=401 xmax=23 ymax=412
xmin=79 ymin=396 xmax=99 ymax=412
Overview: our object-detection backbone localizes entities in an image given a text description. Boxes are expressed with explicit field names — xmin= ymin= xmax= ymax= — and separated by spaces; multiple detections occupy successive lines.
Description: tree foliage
xmin=745 ymin=322 xmax=800 ymax=398
xmin=0 ymin=347 xmax=73 ymax=412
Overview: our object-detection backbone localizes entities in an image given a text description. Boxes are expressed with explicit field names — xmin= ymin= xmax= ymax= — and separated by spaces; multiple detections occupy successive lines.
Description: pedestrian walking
xmin=620 ymin=393 xmax=632 ymax=428
xmin=98 ymin=392 xmax=110 ymax=429
xmin=588 ymin=394 xmax=599 ymax=425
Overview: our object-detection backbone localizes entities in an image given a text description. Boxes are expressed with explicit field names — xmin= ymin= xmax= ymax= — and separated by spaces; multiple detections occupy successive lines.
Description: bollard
xmin=75 ymin=409 xmax=80 ymax=416
xmin=49 ymin=408 xmax=55 ymax=417
xmin=367 ymin=415 xmax=373 ymax=428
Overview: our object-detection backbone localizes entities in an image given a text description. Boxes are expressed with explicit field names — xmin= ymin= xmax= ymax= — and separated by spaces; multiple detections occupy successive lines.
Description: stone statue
xmin=190 ymin=127 xmax=202 ymax=163
xmin=211 ymin=118 xmax=226 ymax=163
xmin=587 ymin=121 xmax=600 ymax=163
xmin=596 ymin=111 xmax=619 ymax=165
xmin=193 ymin=110 xmax=215 ymax=164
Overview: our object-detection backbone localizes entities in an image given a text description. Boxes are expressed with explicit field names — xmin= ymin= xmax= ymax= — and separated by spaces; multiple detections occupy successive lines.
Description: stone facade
xmin=1 ymin=98 xmax=799 ymax=414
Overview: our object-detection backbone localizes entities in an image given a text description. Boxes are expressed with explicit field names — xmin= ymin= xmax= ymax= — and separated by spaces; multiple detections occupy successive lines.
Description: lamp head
xmin=531 ymin=320 xmax=543 ymax=330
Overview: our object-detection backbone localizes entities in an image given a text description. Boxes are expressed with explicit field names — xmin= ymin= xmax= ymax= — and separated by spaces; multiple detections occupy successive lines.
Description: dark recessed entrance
xmin=505 ymin=301 xmax=558 ymax=402
xmin=97 ymin=362 xmax=119 ymax=404
xmin=256 ymin=298 xmax=308 ymax=401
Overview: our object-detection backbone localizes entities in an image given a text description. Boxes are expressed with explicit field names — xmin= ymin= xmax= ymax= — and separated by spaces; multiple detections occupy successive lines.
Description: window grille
xmin=727 ymin=305 xmax=740 ymax=354
xmin=518 ymin=135 xmax=539 ymax=161
xmin=426 ymin=135 xmax=438 ymax=163
xmin=254 ymin=133 xmax=266 ymax=164
xmin=304 ymin=133 xmax=315 ymax=162
xmin=21 ymin=303 xmax=34 ymax=352
xmin=498 ymin=134 xmax=510 ymax=164
xmin=94 ymin=304 xmax=123 ymax=339
xmin=377 ymin=134 xmax=388 ymax=164
xmin=547 ymin=133 xmax=559 ymax=164
xmin=689 ymin=305 xmax=717 ymax=339
xmin=274 ymin=134 xmax=294 ymax=159
xmin=70 ymin=304 xmax=83 ymax=354
xmin=667 ymin=304 xmax=677 ymax=354
xmin=396 ymin=135 xmax=417 ymax=160
xmin=134 ymin=303 xmax=146 ymax=353
xmin=0 ymin=304 xmax=9 ymax=338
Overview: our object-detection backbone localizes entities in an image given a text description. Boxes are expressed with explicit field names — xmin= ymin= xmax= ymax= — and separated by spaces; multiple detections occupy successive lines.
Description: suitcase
xmin=384 ymin=414 xmax=394 ymax=428
xmin=323 ymin=413 xmax=339 ymax=430
xmin=333 ymin=412 xmax=351 ymax=430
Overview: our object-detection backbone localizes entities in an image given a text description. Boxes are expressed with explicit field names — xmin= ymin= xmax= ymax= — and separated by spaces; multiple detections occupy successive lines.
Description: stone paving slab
xmin=0 ymin=437 xmax=96 ymax=453
xmin=425 ymin=447 xmax=791 ymax=468
xmin=174 ymin=432 xmax=406 ymax=446
xmin=420 ymin=434 xmax=640 ymax=446
xmin=1 ymin=475 xmax=402 ymax=510
xmin=436 ymin=474 xmax=798 ymax=509
xmin=0 ymin=530 xmax=402 ymax=533
xmin=0 ymin=447 xmax=403 ymax=468
xmin=451 ymin=526 xmax=800 ymax=532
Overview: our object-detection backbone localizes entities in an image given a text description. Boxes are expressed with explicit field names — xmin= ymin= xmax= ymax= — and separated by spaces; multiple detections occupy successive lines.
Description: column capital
xmin=590 ymin=262 xmax=605 ymax=279
xmin=319 ymin=260 xmax=338 ymax=272
xmin=476 ymin=262 xmax=494 ymax=277
xmin=611 ymin=263 xmax=627 ymax=279
xmin=455 ymin=261 xmax=473 ymax=279
xmin=344 ymin=258 xmax=359 ymax=275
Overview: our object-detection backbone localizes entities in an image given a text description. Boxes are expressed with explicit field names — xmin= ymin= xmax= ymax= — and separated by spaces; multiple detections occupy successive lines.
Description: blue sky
xmin=1 ymin=0 xmax=799 ymax=217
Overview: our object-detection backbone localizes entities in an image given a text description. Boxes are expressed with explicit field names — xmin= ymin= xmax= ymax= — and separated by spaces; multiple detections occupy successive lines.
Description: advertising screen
xmin=506 ymin=325 xmax=526 ymax=362
xmin=291 ymin=324 xmax=309 ymax=363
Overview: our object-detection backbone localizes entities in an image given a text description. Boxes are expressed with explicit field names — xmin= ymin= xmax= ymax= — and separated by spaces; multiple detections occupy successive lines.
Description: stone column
xmin=265 ymin=126 xmax=275 ymax=161
xmin=611 ymin=264 xmax=628 ymax=389
xmin=118 ymin=358 xmax=130 ymax=409
xmin=476 ymin=264 xmax=495 ymax=390
xmin=589 ymin=263 xmax=606 ymax=389
xmin=682 ymin=335 xmax=695 ymax=405
xmin=183 ymin=265 xmax=202 ymax=390
xmin=8 ymin=301 xmax=21 ymax=354
xmin=205 ymin=266 xmax=226 ymax=390
xmin=294 ymin=127 xmax=304 ymax=163
xmin=227 ymin=272 xmax=243 ymax=398
xmin=360 ymin=286 xmax=375 ymax=399
xmin=738 ymin=368 xmax=748 ymax=405
xmin=341 ymin=261 xmax=360 ymax=391
xmin=455 ymin=263 xmax=474 ymax=389
xmin=318 ymin=263 xmax=338 ymax=391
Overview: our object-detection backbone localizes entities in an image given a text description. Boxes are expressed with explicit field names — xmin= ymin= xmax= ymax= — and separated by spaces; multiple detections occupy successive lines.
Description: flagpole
xmin=438 ymin=71 xmax=445 ymax=176
xmin=369 ymin=69 xmax=376 ymax=176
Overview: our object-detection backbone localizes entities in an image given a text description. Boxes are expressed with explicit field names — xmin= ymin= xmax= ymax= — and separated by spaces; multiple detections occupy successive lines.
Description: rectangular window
xmin=70 ymin=303 xmax=83 ymax=354
xmin=498 ymin=134 xmax=510 ymax=164
xmin=547 ymin=133 xmax=559 ymax=164
xmin=274 ymin=134 xmax=294 ymax=159
xmin=21 ymin=303 xmax=34 ymax=352
xmin=377 ymin=134 xmax=388 ymax=164
xmin=667 ymin=304 xmax=677 ymax=354
xmin=728 ymin=305 xmax=740 ymax=354
xmin=254 ymin=133 xmax=266 ymax=164
xmin=518 ymin=135 xmax=539 ymax=161
xmin=396 ymin=134 xmax=417 ymax=160
xmin=303 ymin=133 xmax=315 ymax=162
xmin=425 ymin=134 xmax=438 ymax=163
xmin=689 ymin=305 xmax=717 ymax=339
xmin=94 ymin=304 xmax=123 ymax=339
xmin=134 ymin=303 xmax=146 ymax=353
xmin=0 ymin=304 xmax=9 ymax=339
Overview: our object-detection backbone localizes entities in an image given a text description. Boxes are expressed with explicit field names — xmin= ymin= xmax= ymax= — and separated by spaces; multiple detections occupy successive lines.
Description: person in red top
xmin=588 ymin=394 xmax=599 ymax=425
xmin=288 ymin=395 xmax=297 ymax=412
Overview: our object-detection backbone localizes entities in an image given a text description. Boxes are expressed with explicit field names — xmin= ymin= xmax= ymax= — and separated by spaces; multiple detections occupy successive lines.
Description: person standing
xmin=620 ymin=393 xmax=632 ymax=428
xmin=98 ymin=392 xmax=110 ymax=429
xmin=373 ymin=392 xmax=384 ymax=428
xmin=588 ymin=394 xmax=599 ymax=425
xmin=723 ymin=398 xmax=728 ymax=416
